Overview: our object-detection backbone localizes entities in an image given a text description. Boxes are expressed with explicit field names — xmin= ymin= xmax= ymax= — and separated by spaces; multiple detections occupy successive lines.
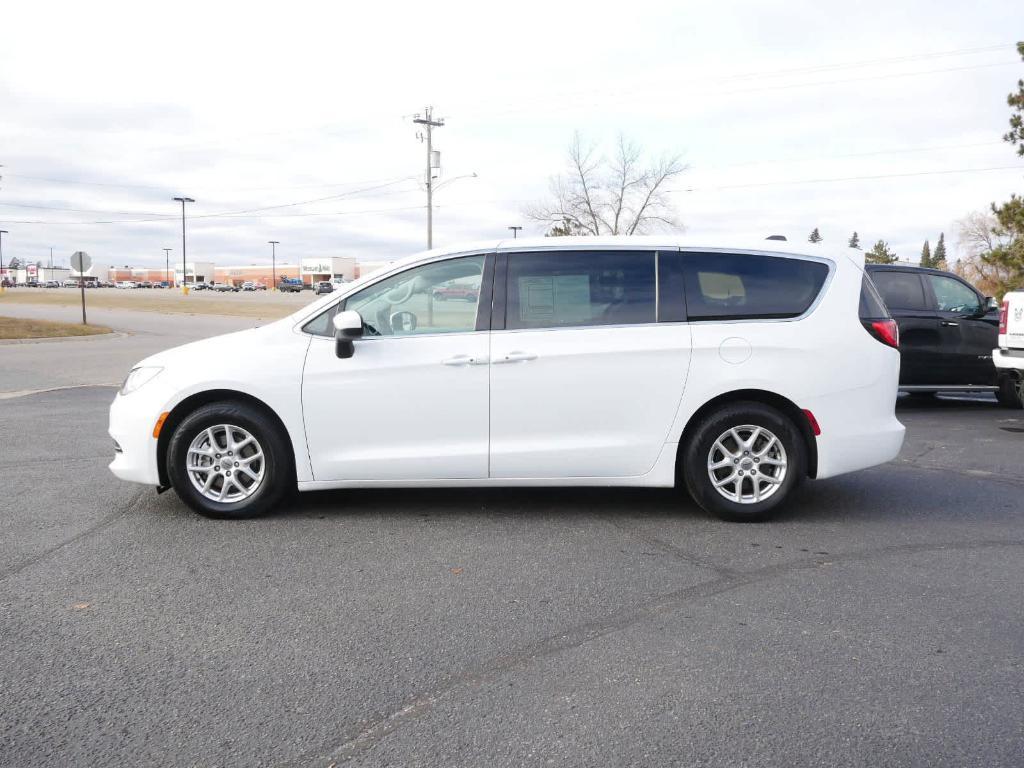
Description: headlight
xmin=120 ymin=366 xmax=163 ymax=395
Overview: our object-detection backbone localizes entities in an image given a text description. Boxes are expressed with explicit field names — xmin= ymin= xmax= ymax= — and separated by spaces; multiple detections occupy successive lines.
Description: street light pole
xmin=508 ymin=226 xmax=522 ymax=239
xmin=172 ymin=196 xmax=195 ymax=292
xmin=163 ymin=248 xmax=172 ymax=286
xmin=268 ymin=240 xmax=279 ymax=290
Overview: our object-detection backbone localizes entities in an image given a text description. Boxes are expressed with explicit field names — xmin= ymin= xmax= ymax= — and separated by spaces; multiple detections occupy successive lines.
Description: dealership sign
xmin=27 ymin=264 xmax=38 ymax=277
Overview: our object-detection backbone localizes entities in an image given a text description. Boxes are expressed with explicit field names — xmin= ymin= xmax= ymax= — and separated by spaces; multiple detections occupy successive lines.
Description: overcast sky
xmin=1 ymin=0 xmax=1022 ymax=268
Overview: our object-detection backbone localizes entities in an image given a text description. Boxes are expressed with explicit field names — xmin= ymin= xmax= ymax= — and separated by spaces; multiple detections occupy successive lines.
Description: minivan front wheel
xmin=167 ymin=401 xmax=291 ymax=519
xmin=682 ymin=402 xmax=806 ymax=522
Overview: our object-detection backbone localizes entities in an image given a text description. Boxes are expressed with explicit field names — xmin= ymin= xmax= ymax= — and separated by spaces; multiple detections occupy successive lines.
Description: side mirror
xmin=332 ymin=310 xmax=364 ymax=359
xmin=986 ymin=296 xmax=1000 ymax=311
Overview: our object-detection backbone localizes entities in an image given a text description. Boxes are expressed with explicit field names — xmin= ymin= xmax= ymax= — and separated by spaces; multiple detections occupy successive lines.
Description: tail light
xmin=999 ymin=300 xmax=1009 ymax=334
xmin=862 ymin=318 xmax=899 ymax=349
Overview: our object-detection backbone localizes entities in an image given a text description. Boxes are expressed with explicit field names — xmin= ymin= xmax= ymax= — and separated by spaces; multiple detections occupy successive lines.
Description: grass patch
xmin=0 ymin=316 xmax=112 ymax=339
xmin=0 ymin=288 xmax=315 ymax=319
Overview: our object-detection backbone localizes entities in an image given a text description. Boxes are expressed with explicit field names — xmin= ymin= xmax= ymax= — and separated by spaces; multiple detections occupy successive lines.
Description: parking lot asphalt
xmin=0 ymin=303 xmax=263 ymax=394
xmin=1 ymin=320 xmax=1023 ymax=766
xmin=0 ymin=385 xmax=1019 ymax=768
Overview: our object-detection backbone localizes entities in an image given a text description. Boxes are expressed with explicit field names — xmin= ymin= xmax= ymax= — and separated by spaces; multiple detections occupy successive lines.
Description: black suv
xmin=865 ymin=264 xmax=1020 ymax=407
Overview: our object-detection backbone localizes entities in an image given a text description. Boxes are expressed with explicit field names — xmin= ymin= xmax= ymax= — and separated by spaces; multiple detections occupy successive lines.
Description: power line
xmin=674 ymin=164 xmax=1024 ymax=192
xmin=1 ymin=171 xmax=418 ymax=194
xmin=458 ymin=43 xmax=1019 ymax=120
xmin=701 ymin=140 xmax=1006 ymax=172
xmin=0 ymin=203 xmax=432 ymax=226
xmin=0 ymin=177 xmax=419 ymax=223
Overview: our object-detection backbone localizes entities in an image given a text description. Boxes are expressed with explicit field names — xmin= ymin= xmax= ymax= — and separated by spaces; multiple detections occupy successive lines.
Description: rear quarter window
xmin=682 ymin=252 xmax=829 ymax=321
xmin=859 ymin=273 xmax=891 ymax=319
xmin=870 ymin=270 xmax=928 ymax=311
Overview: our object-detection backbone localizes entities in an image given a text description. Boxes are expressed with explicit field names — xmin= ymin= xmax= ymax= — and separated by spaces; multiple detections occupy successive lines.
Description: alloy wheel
xmin=707 ymin=424 xmax=788 ymax=504
xmin=186 ymin=424 xmax=265 ymax=503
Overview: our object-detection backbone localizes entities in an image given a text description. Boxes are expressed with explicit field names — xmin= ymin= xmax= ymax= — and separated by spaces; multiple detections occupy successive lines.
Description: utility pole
xmin=508 ymin=226 xmax=522 ymax=239
xmin=172 ymin=197 xmax=194 ymax=292
xmin=268 ymin=240 xmax=279 ymax=289
xmin=0 ymin=230 xmax=7 ymax=292
xmin=413 ymin=106 xmax=444 ymax=249
xmin=49 ymin=247 xmax=53 ymax=269
xmin=163 ymin=248 xmax=172 ymax=286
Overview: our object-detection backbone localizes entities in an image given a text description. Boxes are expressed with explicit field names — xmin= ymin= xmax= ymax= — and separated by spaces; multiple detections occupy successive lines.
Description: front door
xmin=488 ymin=250 xmax=691 ymax=479
xmin=301 ymin=254 xmax=491 ymax=481
xmin=923 ymin=272 xmax=998 ymax=385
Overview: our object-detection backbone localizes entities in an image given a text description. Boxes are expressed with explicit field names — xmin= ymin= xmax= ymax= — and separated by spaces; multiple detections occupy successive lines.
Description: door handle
xmin=494 ymin=351 xmax=538 ymax=364
xmin=940 ymin=320 xmax=960 ymax=327
xmin=441 ymin=355 xmax=489 ymax=366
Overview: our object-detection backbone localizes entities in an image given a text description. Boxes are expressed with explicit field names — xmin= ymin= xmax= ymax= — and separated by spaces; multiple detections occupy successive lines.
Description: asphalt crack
xmin=0 ymin=487 xmax=147 ymax=581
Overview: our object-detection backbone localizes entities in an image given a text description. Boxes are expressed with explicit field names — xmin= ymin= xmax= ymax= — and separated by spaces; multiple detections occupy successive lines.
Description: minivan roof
xmin=403 ymin=235 xmax=846 ymax=262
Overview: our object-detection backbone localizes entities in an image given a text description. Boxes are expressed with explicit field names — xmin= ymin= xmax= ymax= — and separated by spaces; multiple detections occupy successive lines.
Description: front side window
xmin=505 ymin=251 xmax=656 ymax=330
xmin=682 ymin=252 xmax=829 ymax=320
xmin=345 ymin=255 xmax=485 ymax=337
xmin=927 ymin=274 xmax=980 ymax=314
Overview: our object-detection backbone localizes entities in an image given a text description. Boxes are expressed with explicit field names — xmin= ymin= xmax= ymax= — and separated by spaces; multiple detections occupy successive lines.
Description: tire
xmin=166 ymin=401 xmax=292 ymax=519
xmin=996 ymin=374 xmax=1024 ymax=409
xmin=681 ymin=401 xmax=806 ymax=522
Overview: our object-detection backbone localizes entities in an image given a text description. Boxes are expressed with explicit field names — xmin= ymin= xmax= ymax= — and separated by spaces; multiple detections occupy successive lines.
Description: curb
xmin=0 ymin=330 xmax=127 ymax=346
xmin=0 ymin=383 xmax=121 ymax=400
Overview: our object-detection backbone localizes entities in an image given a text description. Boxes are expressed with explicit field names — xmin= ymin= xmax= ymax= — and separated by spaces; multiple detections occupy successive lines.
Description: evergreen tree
xmin=920 ymin=240 xmax=932 ymax=268
xmin=545 ymin=216 xmax=583 ymax=237
xmin=865 ymin=240 xmax=897 ymax=264
xmin=848 ymin=231 xmax=861 ymax=249
xmin=933 ymin=232 xmax=947 ymax=269
xmin=808 ymin=228 xmax=822 ymax=243
xmin=7 ymin=257 xmax=21 ymax=270
xmin=980 ymin=42 xmax=1024 ymax=295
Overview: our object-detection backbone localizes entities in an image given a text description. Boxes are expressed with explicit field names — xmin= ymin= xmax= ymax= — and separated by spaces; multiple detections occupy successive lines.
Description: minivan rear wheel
xmin=167 ymin=401 xmax=292 ymax=519
xmin=682 ymin=402 xmax=806 ymax=522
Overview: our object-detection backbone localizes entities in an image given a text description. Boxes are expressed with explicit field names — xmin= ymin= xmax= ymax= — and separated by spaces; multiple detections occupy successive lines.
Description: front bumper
xmin=108 ymin=389 xmax=163 ymax=486
xmin=993 ymin=347 xmax=1024 ymax=372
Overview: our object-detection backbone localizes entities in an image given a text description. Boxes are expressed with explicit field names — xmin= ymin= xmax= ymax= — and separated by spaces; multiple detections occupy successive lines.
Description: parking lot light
xmin=173 ymin=197 xmax=194 ymax=294
xmin=268 ymin=240 xmax=279 ymax=291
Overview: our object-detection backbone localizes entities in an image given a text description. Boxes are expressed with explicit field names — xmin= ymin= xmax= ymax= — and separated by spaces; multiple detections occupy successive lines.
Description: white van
xmin=116 ymin=281 xmax=138 ymax=289
xmin=108 ymin=237 xmax=904 ymax=521
xmin=994 ymin=291 xmax=1024 ymax=403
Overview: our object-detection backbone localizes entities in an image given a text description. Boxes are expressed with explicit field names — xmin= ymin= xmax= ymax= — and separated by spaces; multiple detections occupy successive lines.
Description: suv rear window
xmin=682 ymin=252 xmax=829 ymax=321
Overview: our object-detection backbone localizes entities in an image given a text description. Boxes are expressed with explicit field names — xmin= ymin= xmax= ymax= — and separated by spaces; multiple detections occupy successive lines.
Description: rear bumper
xmin=808 ymin=354 xmax=905 ymax=479
xmin=993 ymin=347 xmax=1024 ymax=372
xmin=814 ymin=417 xmax=905 ymax=479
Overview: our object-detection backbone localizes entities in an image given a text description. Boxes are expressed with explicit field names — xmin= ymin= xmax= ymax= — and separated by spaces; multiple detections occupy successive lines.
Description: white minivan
xmin=109 ymin=238 xmax=905 ymax=521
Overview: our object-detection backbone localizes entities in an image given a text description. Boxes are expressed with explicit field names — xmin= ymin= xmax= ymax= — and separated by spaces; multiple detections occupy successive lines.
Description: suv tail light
xmin=863 ymin=318 xmax=899 ymax=349
xmin=999 ymin=300 xmax=1009 ymax=334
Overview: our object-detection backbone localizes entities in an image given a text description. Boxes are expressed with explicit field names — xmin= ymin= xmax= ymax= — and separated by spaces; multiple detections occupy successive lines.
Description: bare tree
xmin=526 ymin=133 xmax=687 ymax=236
xmin=955 ymin=211 xmax=1015 ymax=295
